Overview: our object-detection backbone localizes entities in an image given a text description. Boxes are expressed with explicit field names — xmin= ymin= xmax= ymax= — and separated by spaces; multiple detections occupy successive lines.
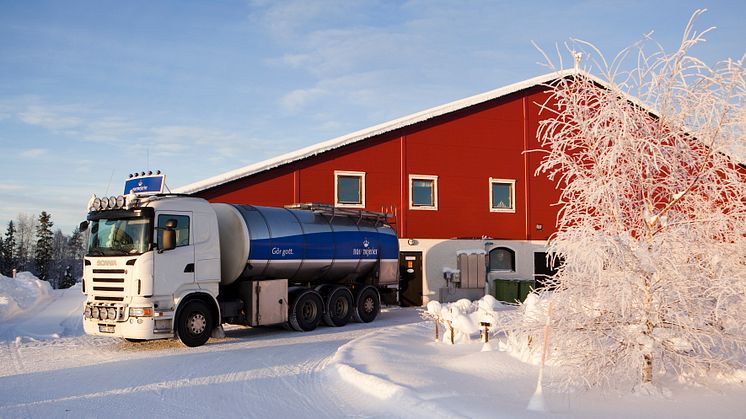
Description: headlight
xmin=93 ymin=198 xmax=101 ymax=210
xmin=108 ymin=196 xmax=117 ymax=209
xmin=92 ymin=307 xmax=100 ymax=319
xmin=100 ymin=198 xmax=109 ymax=210
xmin=84 ymin=306 xmax=92 ymax=318
xmin=107 ymin=307 xmax=117 ymax=320
xmin=129 ymin=307 xmax=154 ymax=317
xmin=116 ymin=195 xmax=125 ymax=208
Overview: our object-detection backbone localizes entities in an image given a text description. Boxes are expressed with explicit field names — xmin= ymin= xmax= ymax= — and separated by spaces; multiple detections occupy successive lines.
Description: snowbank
xmin=0 ymin=273 xmax=84 ymax=343
xmin=0 ymin=272 xmax=53 ymax=322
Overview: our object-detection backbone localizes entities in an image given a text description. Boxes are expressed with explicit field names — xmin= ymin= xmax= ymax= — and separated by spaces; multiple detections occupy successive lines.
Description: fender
xmin=174 ymin=289 xmax=221 ymax=329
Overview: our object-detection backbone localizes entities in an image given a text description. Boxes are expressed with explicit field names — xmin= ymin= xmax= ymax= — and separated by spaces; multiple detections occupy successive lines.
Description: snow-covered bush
xmin=505 ymin=12 xmax=746 ymax=391
xmin=423 ymin=296 xmax=509 ymax=344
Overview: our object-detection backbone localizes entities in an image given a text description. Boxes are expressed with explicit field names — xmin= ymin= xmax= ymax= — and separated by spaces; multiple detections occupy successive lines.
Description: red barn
xmin=178 ymin=70 xmax=581 ymax=306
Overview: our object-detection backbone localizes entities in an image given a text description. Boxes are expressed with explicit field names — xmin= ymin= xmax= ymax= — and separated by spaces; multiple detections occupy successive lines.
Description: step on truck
xmin=80 ymin=176 xmax=399 ymax=347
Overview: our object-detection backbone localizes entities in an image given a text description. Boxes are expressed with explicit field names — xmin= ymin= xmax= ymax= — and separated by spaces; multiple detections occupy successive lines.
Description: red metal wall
xmin=198 ymin=86 xmax=561 ymax=242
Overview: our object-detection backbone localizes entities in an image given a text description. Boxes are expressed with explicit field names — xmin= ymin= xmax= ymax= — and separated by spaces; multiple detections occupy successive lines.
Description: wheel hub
xmin=189 ymin=313 xmax=206 ymax=335
xmin=363 ymin=297 xmax=374 ymax=313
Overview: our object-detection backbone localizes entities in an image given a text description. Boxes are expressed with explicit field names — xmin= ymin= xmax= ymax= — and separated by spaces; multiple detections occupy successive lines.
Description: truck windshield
xmin=87 ymin=217 xmax=152 ymax=256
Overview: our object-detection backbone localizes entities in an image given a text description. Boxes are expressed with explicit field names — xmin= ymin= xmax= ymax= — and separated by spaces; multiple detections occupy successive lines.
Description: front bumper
xmin=82 ymin=312 xmax=174 ymax=340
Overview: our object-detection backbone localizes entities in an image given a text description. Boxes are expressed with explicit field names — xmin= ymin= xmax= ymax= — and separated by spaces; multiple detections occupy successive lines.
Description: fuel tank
xmin=211 ymin=203 xmax=399 ymax=286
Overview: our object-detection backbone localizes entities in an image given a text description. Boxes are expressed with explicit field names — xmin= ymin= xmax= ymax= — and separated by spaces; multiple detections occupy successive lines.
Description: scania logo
xmin=96 ymin=260 xmax=117 ymax=266
xmin=363 ymin=239 xmax=369 ymax=248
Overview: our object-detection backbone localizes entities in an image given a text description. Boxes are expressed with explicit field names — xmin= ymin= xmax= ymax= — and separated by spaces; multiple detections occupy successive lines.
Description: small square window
xmin=409 ymin=175 xmax=438 ymax=210
xmin=490 ymin=178 xmax=515 ymax=213
xmin=335 ymin=171 xmax=365 ymax=208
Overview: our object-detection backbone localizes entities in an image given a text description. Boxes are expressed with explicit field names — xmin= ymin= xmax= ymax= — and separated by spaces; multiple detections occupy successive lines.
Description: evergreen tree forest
xmin=0 ymin=212 xmax=87 ymax=289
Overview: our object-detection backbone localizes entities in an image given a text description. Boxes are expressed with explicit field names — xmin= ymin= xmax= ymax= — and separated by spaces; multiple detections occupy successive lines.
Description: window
xmin=409 ymin=175 xmax=438 ymax=210
xmin=489 ymin=178 xmax=515 ymax=212
xmin=157 ymin=214 xmax=190 ymax=247
xmin=489 ymin=247 xmax=515 ymax=272
xmin=335 ymin=171 xmax=365 ymax=208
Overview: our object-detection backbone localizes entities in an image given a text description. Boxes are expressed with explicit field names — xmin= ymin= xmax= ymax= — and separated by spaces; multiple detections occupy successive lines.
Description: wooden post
xmin=446 ymin=320 xmax=454 ymax=344
xmin=480 ymin=321 xmax=491 ymax=343
xmin=434 ymin=318 xmax=440 ymax=342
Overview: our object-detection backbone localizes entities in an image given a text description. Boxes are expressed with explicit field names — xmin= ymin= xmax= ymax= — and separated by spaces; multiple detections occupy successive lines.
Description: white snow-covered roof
xmin=177 ymin=69 xmax=604 ymax=195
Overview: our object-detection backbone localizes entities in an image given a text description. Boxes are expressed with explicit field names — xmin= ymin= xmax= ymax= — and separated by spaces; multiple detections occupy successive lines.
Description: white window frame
xmin=409 ymin=174 xmax=438 ymax=210
xmin=334 ymin=170 xmax=366 ymax=208
xmin=489 ymin=178 xmax=516 ymax=213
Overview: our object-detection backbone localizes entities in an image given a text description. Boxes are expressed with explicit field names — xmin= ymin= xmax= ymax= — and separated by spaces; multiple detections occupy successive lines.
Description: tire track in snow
xmin=6 ymin=339 xmax=25 ymax=375
xmin=0 ymin=364 xmax=300 ymax=411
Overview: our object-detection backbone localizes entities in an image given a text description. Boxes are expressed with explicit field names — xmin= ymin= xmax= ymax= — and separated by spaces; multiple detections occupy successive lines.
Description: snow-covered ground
xmin=1 ymin=274 xmax=745 ymax=418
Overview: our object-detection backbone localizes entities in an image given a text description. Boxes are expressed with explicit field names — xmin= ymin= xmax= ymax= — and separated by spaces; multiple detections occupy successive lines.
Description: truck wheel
xmin=177 ymin=300 xmax=213 ymax=347
xmin=353 ymin=286 xmax=380 ymax=323
xmin=322 ymin=286 xmax=354 ymax=327
xmin=289 ymin=289 xmax=323 ymax=332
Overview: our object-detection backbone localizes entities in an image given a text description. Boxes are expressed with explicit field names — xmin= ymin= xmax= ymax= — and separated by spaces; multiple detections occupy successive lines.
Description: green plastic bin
xmin=517 ymin=280 xmax=536 ymax=302
xmin=494 ymin=279 xmax=535 ymax=303
xmin=494 ymin=279 xmax=519 ymax=303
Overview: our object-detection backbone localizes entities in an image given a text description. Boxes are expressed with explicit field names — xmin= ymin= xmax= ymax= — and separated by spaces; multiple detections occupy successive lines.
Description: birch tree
xmin=509 ymin=12 xmax=746 ymax=391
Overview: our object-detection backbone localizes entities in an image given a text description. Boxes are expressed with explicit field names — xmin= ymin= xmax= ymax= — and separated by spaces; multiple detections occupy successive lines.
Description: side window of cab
xmin=157 ymin=215 xmax=190 ymax=247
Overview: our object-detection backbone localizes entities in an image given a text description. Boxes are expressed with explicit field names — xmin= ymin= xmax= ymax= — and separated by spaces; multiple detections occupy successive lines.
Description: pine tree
xmin=58 ymin=265 xmax=76 ymax=289
xmin=34 ymin=212 xmax=54 ymax=283
xmin=1 ymin=221 xmax=17 ymax=276
xmin=0 ymin=227 xmax=5 ymax=276
xmin=67 ymin=226 xmax=86 ymax=279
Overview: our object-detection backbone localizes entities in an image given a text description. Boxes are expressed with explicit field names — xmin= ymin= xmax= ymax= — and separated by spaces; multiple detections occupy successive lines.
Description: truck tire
xmin=177 ymin=300 xmax=213 ymax=347
xmin=322 ymin=286 xmax=354 ymax=327
xmin=289 ymin=289 xmax=323 ymax=332
xmin=353 ymin=286 xmax=380 ymax=323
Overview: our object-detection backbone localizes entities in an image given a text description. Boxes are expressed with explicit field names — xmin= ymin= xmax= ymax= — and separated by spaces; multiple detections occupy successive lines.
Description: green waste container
xmin=517 ymin=280 xmax=536 ymax=302
xmin=494 ymin=279 xmax=519 ymax=303
xmin=494 ymin=279 xmax=536 ymax=303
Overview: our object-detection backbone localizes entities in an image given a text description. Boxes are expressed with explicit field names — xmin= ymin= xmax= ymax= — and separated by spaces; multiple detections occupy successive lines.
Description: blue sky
xmin=1 ymin=0 xmax=744 ymax=233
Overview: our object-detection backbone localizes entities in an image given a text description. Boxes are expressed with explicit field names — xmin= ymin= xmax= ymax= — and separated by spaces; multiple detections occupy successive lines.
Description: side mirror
xmin=160 ymin=219 xmax=177 ymax=252
xmin=79 ymin=221 xmax=89 ymax=232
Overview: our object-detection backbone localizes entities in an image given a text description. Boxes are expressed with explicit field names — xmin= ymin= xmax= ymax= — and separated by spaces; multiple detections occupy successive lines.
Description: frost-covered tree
xmin=508 ymin=12 xmax=746 ymax=391
xmin=15 ymin=213 xmax=37 ymax=272
xmin=1 ymin=221 xmax=17 ymax=276
xmin=34 ymin=211 xmax=54 ymax=282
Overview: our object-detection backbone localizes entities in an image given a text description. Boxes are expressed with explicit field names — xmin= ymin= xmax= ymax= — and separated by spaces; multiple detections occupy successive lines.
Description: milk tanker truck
xmin=80 ymin=182 xmax=399 ymax=347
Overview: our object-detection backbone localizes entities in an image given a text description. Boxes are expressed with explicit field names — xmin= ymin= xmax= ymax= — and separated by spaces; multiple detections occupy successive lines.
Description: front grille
xmin=95 ymin=296 xmax=125 ymax=302
xmin=90 ymin=265 xmax=127 ymax=302
xmin=93 ymin=286 xmax=125 ymax=292
xmin=93 ymin=269 xmax=126 ymax=274
xmin=92 ymin=277 xmax=124 ymax=283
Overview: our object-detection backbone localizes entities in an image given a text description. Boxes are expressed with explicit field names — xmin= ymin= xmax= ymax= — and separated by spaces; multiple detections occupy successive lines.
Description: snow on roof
xmin=177 ymin=69 xmax=605 ymax=195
